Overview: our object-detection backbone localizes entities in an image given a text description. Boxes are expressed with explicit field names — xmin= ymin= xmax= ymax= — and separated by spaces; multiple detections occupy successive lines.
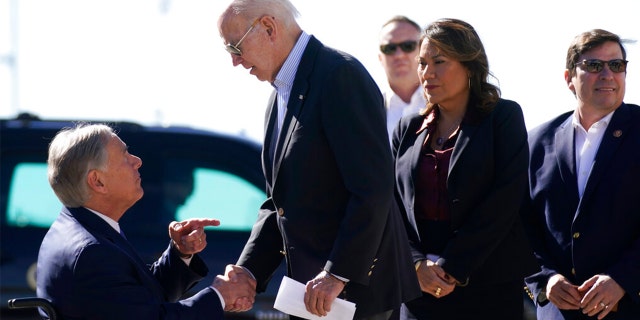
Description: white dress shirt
xmin=384 ymin=86 xmax=426 ymax=144
xmin=572 ymin=111 xmax=613 ymax=198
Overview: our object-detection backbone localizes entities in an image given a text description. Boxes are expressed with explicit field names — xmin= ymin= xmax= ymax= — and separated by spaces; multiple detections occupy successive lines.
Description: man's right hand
xmin=212 ymin=264 xmax=257 ymax=312
xmin=546 ymin=274 xmax=582 ymax=310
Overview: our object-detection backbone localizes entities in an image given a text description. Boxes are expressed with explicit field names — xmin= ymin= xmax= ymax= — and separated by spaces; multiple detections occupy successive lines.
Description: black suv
xmin=0 ymin=114 xmax=286 ymax=319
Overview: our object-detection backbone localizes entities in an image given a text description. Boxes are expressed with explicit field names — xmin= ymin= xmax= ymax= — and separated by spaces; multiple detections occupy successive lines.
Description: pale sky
xmin=1 ymin=0 xmax=638 ymax=143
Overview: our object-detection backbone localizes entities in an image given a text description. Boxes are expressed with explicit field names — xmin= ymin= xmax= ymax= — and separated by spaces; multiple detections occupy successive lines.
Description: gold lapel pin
xmin=613 ymin=130 xmax=622 ymax=138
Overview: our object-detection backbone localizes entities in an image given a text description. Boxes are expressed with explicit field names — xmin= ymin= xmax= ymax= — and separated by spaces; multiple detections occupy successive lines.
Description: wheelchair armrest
xmin=8 ymin=297 xmax=58 ymax=320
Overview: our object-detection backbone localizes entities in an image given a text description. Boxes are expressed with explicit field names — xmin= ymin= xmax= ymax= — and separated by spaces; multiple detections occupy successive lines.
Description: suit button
xmin=573 ymin=232 xmax=580 ymax=239
xmin=368 ymin=270 xmax=372 ymax=276
xmin=278 ymin=208 xmax=284 ymax=216
xmin=571 ymin=268 xmax=576 ymax=275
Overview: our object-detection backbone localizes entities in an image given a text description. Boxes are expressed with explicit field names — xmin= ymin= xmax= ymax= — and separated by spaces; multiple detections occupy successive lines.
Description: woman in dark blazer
xmin=392 ymin=18 xmax=536 ymax=319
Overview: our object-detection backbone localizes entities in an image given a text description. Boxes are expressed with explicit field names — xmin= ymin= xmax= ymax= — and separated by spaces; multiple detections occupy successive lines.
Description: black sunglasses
xmin=380 ymin=41 xmax=418 ymax=55
xmin=576 ymin=59 xmax=629 ymax=73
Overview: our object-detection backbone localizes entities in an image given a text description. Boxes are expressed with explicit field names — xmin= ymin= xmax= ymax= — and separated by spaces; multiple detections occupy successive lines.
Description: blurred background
xmin=0 ymin=0 xmax=638 ymax=142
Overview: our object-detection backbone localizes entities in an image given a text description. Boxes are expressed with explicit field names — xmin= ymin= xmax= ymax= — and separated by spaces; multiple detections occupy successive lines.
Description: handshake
xmin=211 ymin=264 xmax=258 ymax=312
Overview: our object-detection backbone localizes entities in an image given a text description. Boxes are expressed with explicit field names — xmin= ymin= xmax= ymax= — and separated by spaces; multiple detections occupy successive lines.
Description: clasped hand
xmin=416 ymin=260 xmax=456 ymax=298
xmin=546 ymin=274 xmax=625 ymax=320
xmin=215 ymin=265 xmax=257 ymax=312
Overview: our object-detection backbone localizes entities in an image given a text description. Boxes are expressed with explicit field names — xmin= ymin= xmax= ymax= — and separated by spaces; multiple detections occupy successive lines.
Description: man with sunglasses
xmin=523 ymin=29 xmax=640 ymax=319
xmin=217 ymin=1 xmax=420 ymax=319
xmin=378 ymin=16 xmax=425 ymax=143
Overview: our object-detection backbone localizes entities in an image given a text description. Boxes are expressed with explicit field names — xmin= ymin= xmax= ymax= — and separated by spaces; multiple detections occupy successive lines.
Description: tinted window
xmin=5 ymin=161 xmax=264 ymax=231
xmin=176 ymin=167 xmax=264 ymax=231
xmin=6 ymin=163 xmax=60 ymax=228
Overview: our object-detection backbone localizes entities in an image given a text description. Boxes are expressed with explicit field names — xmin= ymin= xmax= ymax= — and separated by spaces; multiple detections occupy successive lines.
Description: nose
xmin=599 ymin=64 xmax=615 ymax=79
xmin=418 ymin=65 xmax=433 ymax=80
xmin=231 ymin=54 xmax=243 ymax=66
xmin=131 ymin=154 xmax=142 ymax=169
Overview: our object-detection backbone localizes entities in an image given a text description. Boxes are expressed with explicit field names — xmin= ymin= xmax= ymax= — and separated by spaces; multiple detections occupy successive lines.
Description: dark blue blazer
xmin=37 ymin=206 xmax=224 ymax=320
xmin=236 ymin=36 xmax=420 ymax=318
xmin=392 ymin=99 xmax=536 ymax=285
xmin=524 ymin=102 xmax=640 ymax=318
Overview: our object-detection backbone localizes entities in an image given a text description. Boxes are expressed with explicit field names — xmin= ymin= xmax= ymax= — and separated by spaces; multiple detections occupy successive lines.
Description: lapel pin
xmin=613 ymin=130 xmax=622 ymax=138
xmin=298 ymin=94 xmax=304 ymax=100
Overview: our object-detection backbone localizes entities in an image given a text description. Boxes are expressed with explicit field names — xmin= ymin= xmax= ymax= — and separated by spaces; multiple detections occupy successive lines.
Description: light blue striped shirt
xmin=272 ymin=31 xmax=311 ymax=135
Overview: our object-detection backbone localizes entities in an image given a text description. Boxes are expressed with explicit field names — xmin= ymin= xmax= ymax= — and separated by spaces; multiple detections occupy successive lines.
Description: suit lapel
xmin=69 ymin=207 xmax=162 ymax=291
xmin=448 ymin=123 xmax=476 ymax=179
xmin=270 ymin=37 xmax=319 ymax=190
xmin=407 ymin=122 xmax=427 ymax=236
xmin=263 ymin=92 xmax=278 ymax=188
xmin=554 ymin=119 xmax=580 ymax=203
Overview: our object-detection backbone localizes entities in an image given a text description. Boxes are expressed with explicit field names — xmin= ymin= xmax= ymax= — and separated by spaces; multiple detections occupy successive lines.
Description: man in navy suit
xmin=524 ymin=29 xmax=640 ymax=319
xmin=37 ymin=123 xmax=256 ymax=319
xmin=217 ymin=1 xmax=420 ymax=319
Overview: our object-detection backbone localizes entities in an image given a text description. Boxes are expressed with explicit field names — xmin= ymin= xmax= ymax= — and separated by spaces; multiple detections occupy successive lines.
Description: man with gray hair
xmin=217 ymin=1 xmax=420 ymax=319
xmin=37 ymin=123 xmax=256 ymax=319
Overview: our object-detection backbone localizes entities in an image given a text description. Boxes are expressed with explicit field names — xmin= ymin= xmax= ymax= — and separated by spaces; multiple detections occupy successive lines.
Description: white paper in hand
xmin=273 ymin=276 xmax=356 ymax=320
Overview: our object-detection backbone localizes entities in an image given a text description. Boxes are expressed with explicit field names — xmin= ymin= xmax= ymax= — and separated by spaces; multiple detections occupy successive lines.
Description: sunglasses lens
xmin=380 ymin=44 xmax=397 ymax=55
xmin=608 ymin=59 xmax=627 ymax=72
xmin=585 ymin=60 xmax=604 ymax=73
xmin=399 ymin=41 xmax=417 ymax=53
xmin=580 ymin=59 xmax=628 ymax=73
xmin=226 ymin=45 xmax=242 ymax=56
xmin=381 ymin=41 xmax=417 ymax=55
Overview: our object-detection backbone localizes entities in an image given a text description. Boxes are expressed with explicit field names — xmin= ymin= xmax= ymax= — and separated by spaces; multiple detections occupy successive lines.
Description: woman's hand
xmin=416 ymin=260 xmax=456 ymax=298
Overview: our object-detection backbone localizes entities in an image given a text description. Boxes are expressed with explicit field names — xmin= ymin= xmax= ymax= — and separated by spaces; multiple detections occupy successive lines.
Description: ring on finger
xmin=599 ymin=302 xmax=608 ymax=308
xmin=435 ymin=287 xmax=442 ymax=297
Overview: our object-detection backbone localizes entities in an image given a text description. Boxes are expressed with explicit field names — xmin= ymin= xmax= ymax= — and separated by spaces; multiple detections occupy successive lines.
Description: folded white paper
xmin=273 ymin=276 xmax=356 ymax=320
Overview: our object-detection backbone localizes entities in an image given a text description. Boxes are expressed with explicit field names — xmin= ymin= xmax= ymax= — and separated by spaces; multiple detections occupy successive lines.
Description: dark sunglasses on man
xmin=380 ymin=41 xmax=418 ymax=55
xmin=576 ymin=59 xmax=629 ymax=73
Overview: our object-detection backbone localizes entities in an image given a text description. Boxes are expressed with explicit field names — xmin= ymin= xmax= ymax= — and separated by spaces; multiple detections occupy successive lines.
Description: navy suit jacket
xmin=37 ymin=206 xmax=224 ymax=320
xmin=236 ymin=36 xmax=420 ymax=318
xmin=392 ymin=99 xmax=537 ymax=285
xmin=524 ymin=103 xmax=640 ymax=318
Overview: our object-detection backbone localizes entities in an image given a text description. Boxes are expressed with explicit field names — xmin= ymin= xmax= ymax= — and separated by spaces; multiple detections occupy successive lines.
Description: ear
xmin=564 ymin=69 xmax=576 ymax=95
xmin=87 ymin=169 xmax=107 ymax=194
xmin=261 ymin=16 xmax=277 ymax=38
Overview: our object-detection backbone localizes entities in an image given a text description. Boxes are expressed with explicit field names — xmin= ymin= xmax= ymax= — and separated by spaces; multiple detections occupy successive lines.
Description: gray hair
xmin=47 ymin=123 xmax=114 ymax=207
xmin=224 ymin=0 xmax=300 ymax=28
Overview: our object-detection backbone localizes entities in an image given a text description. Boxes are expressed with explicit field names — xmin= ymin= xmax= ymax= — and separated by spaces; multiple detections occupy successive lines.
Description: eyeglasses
xmin=225 ymin=19 xmax=260 ymax=56
xmin=575 ymin=59 xmax=629 ymax=73
xmin=380 ymin=41 xmax=418 ymax=55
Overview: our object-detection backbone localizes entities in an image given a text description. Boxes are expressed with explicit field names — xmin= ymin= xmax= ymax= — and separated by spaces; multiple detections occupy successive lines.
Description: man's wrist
xmin=172 ymin=241 xmax=193 ymax=259
xmin=323 ymin=270 xmax=347 ymax=284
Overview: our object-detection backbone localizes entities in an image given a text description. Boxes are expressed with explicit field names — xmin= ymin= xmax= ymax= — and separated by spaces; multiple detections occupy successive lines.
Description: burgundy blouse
xmin=414 ymin=111 xmax=458 ymax=222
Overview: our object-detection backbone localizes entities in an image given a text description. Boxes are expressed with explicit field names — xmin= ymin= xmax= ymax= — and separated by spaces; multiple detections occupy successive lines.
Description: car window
xmin=6 ymin=163 xmax=61 ymax=228
xmin=175 ymin=168 xmax=264 ymax=231
xmin=5 ymin=161 xmax=264 ymax=232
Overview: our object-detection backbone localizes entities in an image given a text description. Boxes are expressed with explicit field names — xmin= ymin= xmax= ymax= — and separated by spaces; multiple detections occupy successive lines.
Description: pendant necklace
xmin=435 ymin=121 xmax=461 ymax=146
